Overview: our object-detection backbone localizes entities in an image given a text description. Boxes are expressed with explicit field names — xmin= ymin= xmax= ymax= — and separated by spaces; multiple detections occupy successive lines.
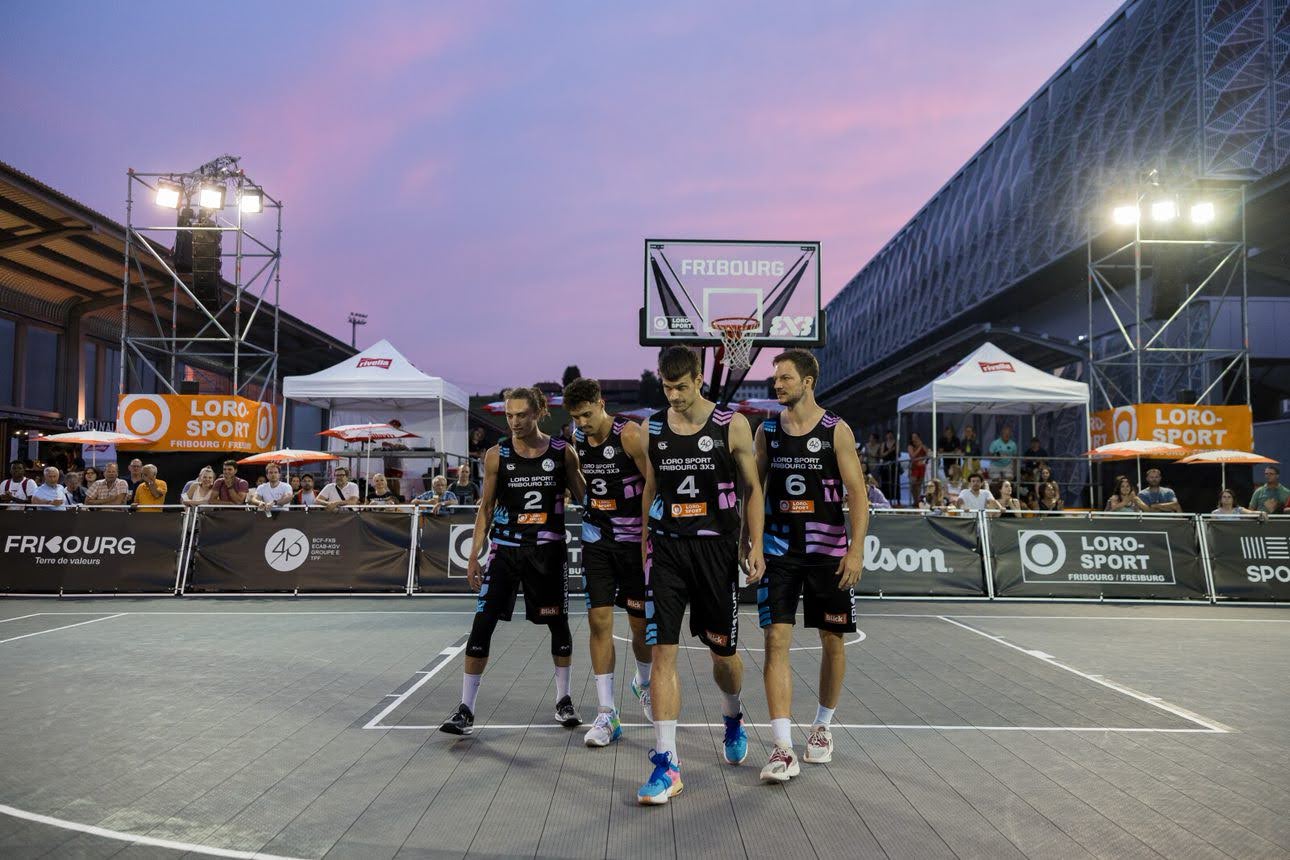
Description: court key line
xmin=363 ymin=638 xmax=468 ymax=730
xmin=0 ymin=614 xmax=124 ymax=645
xmin=375 ymin=722 xmax=1220 ymax=733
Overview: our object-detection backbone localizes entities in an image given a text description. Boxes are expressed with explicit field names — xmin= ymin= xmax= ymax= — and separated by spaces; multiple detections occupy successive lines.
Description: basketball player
xmin=636 ymin=346 xmax=765 ymax=805
xmin=755 ymin=349 xmax=868 ymax=781
xmin=439 ymin=386 xmax=587 ymax=735
xmin=564 ymin=377 xmax=653 ymax=747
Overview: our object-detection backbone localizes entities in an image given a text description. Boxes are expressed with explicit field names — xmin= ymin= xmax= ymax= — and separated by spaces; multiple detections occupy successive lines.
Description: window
xmin=0 ymin=317 xmax=14 ymax=406
xmin=101 ymin=346 xmax=121 ymax=414
xmin=23 ymin=326 xmax=60 ymax=412
xmin=83 ymin=342 xmax=99 ymax=419
xmin=287 ymin=402 xmax=324 ymax=450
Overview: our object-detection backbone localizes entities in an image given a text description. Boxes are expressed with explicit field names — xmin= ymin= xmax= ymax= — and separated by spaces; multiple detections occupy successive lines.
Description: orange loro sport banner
xmin=115 ymin=394 xmax=277 ymax=453
xmin=1090 ymin=403 xmax=1253 ymax=451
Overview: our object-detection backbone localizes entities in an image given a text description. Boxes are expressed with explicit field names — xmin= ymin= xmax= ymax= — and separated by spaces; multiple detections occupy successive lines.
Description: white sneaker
xmin=759 ymin=746 xmax=800 ymax=782
xmin=632 ymin=677 xmax=653 ymax=724
xmin=803 ymin=726 xmax=833 ymax=763
xmin=584 ymin=709 xmax=622 ymax=747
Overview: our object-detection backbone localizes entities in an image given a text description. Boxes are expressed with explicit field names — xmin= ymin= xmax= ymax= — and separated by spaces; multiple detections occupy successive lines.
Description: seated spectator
xmin=29 ymin=466 xmax=71 ymax=510
xmin=214 ymin=460 xmax=250 ymax=506
xmin=255 ymin=463 xmax=293 ymax=510
xmin=317 ymin=467 xmax=360 ymax=511
xmin=991 ymin=480 xmax=1023 ymax=516
xmin=986 ymin=424 xmax=1018 ymax=478
xmin=954 ymin=472 xmax=994 ymax=512
xmin=125 ymin=458 xmax=144 ymax=500
xmin=133 ymin=464 xmax=167 ymax=511
xmin=450 ymin=464 xmax=479 ymax=507
xmin=82 ymin=465 xmax=99 ymax=488
xmin=1250 ymin=465 xmax=1290 ymax=514
xmin=941 ymin=462 xmax=965 ymax=499
xmin=1030 ymin=464 xmax=1057 ymax=506
xmin=1262 ymin=495 xmax=1282 ymax=516
xmin=865 ymin=472 xmax=891 ymax=510
xmin=64 ymin=470 xmax=87 ymax=505
xmin=917 ymin=479 xmax=947 ymax=514
xmin=0 ymin=460 xmax=38 ymax=509
xmin=254 ymin=475 xmax=267 ymax=488
xmin=85 ymin=462 xmax=129 ymax=506
xmin=183 ymin=467 xmax=218 ymax=506
xmin=289 ymin=475 xmax=301 ymax=495
xmin=415 ymin=474 xmax=458 ymax=515
xmin=1105 ymin=475 xmax=1146 ymax=512
xmin=1035 ymin=481 xmax=1064 ymax=512
xmin=1138 ymin=468 xmax=1182 ymax=513
xmin=1212 ymin=489 xmax=1258 ymax=519
xmin=1022 ymin=437 xmax=1049 ymax=477
xmin=295 ymin=473 xmax=318 ymax=506
xmin=366 ymin=472 xmax=403 ymax=507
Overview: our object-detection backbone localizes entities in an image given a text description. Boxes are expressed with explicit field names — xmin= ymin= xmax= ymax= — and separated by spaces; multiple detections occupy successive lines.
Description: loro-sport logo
xmin=1018 ymin=529 xmax=1175 ymax=584
xmin=1239 ymin=534 xmax=1290 ymax=584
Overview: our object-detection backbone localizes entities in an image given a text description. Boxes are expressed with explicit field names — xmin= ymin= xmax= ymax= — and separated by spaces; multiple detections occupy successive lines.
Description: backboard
xmin=640 ymin=239 xmax=824 ymax=347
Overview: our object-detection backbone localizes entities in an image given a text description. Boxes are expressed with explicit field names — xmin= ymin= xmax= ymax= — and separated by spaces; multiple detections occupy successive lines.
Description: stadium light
xmin=1190 ymin=201 xmax=1216 ymax=225
xmin=198 ymin=182 xmax=225 ymax=210
xmin=1112 ymin=204 xmax=1140 ymax=226
xmin=1150 ymin=198 xmax=1178 ymax=222
xmin=238 ymin=186 xmax=263 ymax=214
xmin=154 ymin=179 xmax=182 ymax=209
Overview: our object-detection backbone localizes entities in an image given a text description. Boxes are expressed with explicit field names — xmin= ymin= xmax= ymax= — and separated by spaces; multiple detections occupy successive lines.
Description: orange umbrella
xmin=1177 ymin=449 xmax=1278 ymax=490
xmin=34 ymin=430 xmax=151 ymax=466
xmin=237 ymin=448 xmax=340 ymax=466
xmin=1084 ymin=440 xmax=1190 ymax=460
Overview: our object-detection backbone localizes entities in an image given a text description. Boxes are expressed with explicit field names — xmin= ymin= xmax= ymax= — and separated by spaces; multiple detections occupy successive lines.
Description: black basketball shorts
xmin=582 ymin=540 xmax=647 ymax=618
xmin=477 ymin=542 xmax=568 ymax=624
xmin=757 ymin=555 xmax=856 ymax=633
xmin=646 ymin=535 xmax=740 ymax=656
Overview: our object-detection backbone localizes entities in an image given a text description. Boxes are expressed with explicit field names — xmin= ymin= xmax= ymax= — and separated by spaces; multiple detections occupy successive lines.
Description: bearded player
xmin=636 ymin=346 xmax=765 ymax=805
xmin=439 ymin=386 xmax=587 ymax=735
xmin=564 ymin=377 xmax=653 ymax=747
xmin=755 ymin=349 xmax=868 ymax=781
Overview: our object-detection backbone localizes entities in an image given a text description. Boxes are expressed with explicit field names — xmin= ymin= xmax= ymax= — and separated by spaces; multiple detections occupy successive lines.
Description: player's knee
xmin=466 ymin=612 xmax=500 ymax=659
xmin=819 ymin=629 xmax=845 ymax=653
xmin=764 ymin=623 xmax=793 ymax=655
xmin=587 ymin=608 xmax=613 ymax=638
xmin=548 ymin=618 xmax=573 ymax=657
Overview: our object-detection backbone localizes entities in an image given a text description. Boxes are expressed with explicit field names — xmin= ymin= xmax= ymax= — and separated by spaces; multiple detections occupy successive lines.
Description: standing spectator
xmin=317 ymin=466 xmax=360 ymax=511
xmin=959 ymin=425 xmax=981 ymax=477
xmin=125 ymin=458 xmax=145 ymax=500
xmin=183 ymin=467 xmax=217 ymax=506
xmin=1022 ymin=436 xmax=1049 ymax=478
xmin=64 ymin=471 xmax=87 ymax=505
xmin=468 ymin=426 xmax=488 ymax=481
xmin=879 ymin=430 xmax=898 ymax=501
xmin=254 ymin=463 xmax=293 ymax=510
xmin=937 ymin=424 xmax=961 ymax=476
xmin=449 ymin=463 xmax=479 ymax=507
xmin=1250 ymin=466 xmax=1290 ymax=514
xmin=0 ymin=461 xmax=38 ymax=509
xmin=907 ymin=432 xmax=929 ymax=492
xmin=1212 ymin=489 xmax=1258 ymax=519
xmin=295 ymin=474 xmax=318 ymax=506
xmin=863 ymin=432 xmax=882 ymax=476
xmin=133 ymin=464 xmax=168 ymax=511
xmin=954 ymin=472 xmax=994 ymax=512
xmin=414 ymin=474 xmax=458 ymax=515
xmin=85 ymin=462 xmax=129 ymax=506
xmin=29 ymin=466 xmax=71 ymax=510
xmin=1138 ymin=468 xmax=1182 ymax=513
xmin=897 ymin=448 xmax=912 ymax=506
xmin=1030 ymin=465 xmax=1057 ymax=509
xmin=366 ymin=472 xmax=404 ymax=506
xmin=865 ymin=473 xmax=891 ymax=509
xmin=214 ymin=460 xmax=250 ymax=506
xmin=1106 ymin=475 xmax=1146 ymax=512
xmin=987 ymin=424 xmax=1018 ymax=479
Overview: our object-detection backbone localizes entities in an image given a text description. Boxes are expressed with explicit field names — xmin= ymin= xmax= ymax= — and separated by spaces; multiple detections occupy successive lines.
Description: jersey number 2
xmin=523 ymin=490 xmax=542 ymax=510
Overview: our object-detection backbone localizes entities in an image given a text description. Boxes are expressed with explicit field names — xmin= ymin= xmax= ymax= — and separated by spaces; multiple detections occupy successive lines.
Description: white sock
xmin=814 ymin=705 xmax=835 ymax=727
xmin=722 ymin=692 xmax=742 ymax=718
xmin=655 ymin=719 xmax=678 ymax=760
xmin=634 ymin=659 xmax=653 ymax=687
xmin=555 ymin=665 xmax=571 ymax=701
xmin=771 ymin=717 xmax=793 ymax=749
xmin=461 ymin=673 xmax=482 ymax=711
xmin=595 ymin=673 xmax=615 ymax=710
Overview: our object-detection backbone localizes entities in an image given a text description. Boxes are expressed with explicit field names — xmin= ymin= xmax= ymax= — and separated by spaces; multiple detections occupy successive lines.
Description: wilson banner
xmin=856 ymin=513 xmax=986 ymax=596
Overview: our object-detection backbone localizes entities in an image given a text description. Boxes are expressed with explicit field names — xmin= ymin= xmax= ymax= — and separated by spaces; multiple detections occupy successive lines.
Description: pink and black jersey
xmin=762 ymin=411 xmax=848 ymax=559
xmin=574 ymin=417 xmax=644 ymax=545
xmin=491 ymin=436 xmax=568 ymax=547
xmin=647 ymin=407 xmax=740 ymax=539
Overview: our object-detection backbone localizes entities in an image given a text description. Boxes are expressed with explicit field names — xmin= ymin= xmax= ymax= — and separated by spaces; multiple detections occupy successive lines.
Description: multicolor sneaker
xmin=555 ymin=695 xmax=582 ymax=728
xmin=584 ymin=709 xmax=622 ymax=747
xmin=637 ymin=749 xmax=683 ymax=805
xmin=632 ymin=677 xmax=653 ymax=724
xmin=439 ymin=702 xmax=474 ymax=736
xmin=803 ymin=725 xmax=833 ymax=763
xmin=722 ymin=713 xmax=748 ymax=765
xmin=759 ymin=745 xmax=800 ymax=782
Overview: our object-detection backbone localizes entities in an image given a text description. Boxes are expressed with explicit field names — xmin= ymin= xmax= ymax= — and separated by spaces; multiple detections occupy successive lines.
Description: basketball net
xmin=712 ymin=316 xmax=758 ymax=370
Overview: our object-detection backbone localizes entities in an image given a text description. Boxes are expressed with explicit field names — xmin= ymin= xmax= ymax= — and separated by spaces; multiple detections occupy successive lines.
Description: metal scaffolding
xmin=120 ymin=155 xmax=282 ymax=405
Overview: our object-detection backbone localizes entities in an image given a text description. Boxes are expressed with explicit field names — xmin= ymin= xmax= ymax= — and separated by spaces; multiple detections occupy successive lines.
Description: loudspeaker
xmin=179 ymin=380 xmax=200 ymax=395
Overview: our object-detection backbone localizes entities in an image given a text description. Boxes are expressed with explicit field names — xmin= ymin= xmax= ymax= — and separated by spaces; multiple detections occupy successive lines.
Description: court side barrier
xmin=1200 ymin=513 xmax=1290 ymax=603
xmin=854 ymin=509 xmax=988 ymax=597
xmin=988 ymin=511 xmax=1210 ymax=601
xmin=413 ymin=506 xmax=586 ymax=594
xmin=0 ymin=505 xmax=190 ymax=594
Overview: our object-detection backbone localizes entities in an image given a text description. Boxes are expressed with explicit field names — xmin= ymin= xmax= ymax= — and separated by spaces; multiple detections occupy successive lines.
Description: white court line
xmin=611 ymin=631 xmax=866 ymax=652
xmin=0 ymin=614 xmax=124 ymax=645
xmin=0 ymin=802 xmax=308 ymax=859
xmin=938 ymin=615 xmax=1231 ymax=733
xmin=378 ymin=722 xmax=1218 ymax=734
xmin=364 ymin=642 xmax=467 ymax=730
xmin=0 ymin=613 xmax=42 ymax=624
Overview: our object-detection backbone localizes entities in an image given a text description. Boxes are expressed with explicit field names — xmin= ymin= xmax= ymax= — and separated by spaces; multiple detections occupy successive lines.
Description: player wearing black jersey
xmin=564 ymin=377 xmax=653 ymax=747
xmin=439 ymin=386 xmax=587 ymax=736
xmin=755 ymin=350 xmax=868 ymax=782
xmin=636 ymin=346 xmax=765 ymax=805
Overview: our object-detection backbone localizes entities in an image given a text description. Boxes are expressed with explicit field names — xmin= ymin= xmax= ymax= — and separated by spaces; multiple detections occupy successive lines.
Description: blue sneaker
xmin=637 ymin=749 xmax=683 ymax=805
xmin=722 ymin=713 xmax=748 ymax=765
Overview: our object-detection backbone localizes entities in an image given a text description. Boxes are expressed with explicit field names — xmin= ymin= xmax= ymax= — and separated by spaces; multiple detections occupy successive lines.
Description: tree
xmin=639 ymin=369 xmax=665 ymax=408
xmin=561 ymin=365 xmax=582 ymax=387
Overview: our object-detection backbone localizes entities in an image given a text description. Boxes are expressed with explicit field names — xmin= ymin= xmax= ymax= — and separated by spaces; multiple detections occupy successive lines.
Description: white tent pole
xmin=438 ymin=394 xmax=445 ymax=479
xmin=1085 ymin=396 xmax=1094 ymax=508
xmin=931 ymin=403 xmax=938 ymax=485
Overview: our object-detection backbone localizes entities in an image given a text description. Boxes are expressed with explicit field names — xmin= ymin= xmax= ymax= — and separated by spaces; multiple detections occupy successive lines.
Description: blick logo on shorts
xmin=538 ymin=605 xmax=561 ymax=617
xmin=823 ymin=612 xmax=848 ymax=625
xmin=705 ymin=631 xmax=729 ymax=647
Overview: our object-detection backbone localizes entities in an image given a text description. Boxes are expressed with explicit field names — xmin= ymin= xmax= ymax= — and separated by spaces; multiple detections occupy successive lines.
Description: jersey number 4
xmin=677 ymin=475 xmax=701 ymax=497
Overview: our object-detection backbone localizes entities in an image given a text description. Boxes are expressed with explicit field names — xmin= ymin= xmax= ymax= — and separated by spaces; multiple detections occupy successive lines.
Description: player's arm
xmin=564 ymin=442 xmax=586 ymax=502
xmin=621 ymin=421 xmax=649 ymax=478
xmin=467 ymin=446 xmax=500 ymax=591
xmin=640 ymin=440 xmax=655 ymax=571
xmin=745 ymin=424 xmax=770 ymax=553
xmin=730 ymin=413 xmax=765 ymax=583
xmin=834 ymin=420 xmax=868 ymax=589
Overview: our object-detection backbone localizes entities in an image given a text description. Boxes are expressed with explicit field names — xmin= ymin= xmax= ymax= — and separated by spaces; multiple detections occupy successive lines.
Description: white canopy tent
xmin=282 ymin=339 xmax=470 ymax=478
xmin=895 ymin=341 xmax=1091 ymax=480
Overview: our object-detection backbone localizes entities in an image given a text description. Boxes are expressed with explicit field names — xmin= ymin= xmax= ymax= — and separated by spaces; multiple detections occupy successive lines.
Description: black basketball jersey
xmin=762 ymin=411 xmax=847 ymax=559
xmin=647 ymin=406 xmax=740 ymax=539
xmin=574 ymin=417 xmax=644 ymax=545
xmin=491 ymin=436 xmax=568 ymax=547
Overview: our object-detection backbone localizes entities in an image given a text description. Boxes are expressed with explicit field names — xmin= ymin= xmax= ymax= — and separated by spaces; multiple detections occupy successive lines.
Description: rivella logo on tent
xmin=264 ymin=528 xmax=309 ymax=572
xmin=1240 ymin=534 xmax=1290 ymax=583
xmin=862 ymin=534 xmax=949 ymax=574
xmin=977 ymin=361 xmax=1015 ymax=373
xmin=356 ymin=357 xmax=393 ymax=369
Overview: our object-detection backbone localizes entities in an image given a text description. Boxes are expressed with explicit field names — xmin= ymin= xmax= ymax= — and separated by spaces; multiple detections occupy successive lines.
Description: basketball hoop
xmin=711 ymin=316 xmax=759 ymax=370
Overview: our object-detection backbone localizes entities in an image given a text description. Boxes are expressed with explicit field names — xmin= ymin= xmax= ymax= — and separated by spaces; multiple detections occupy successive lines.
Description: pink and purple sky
xmin=7 ymin=1 xmax=1121 ymax=392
